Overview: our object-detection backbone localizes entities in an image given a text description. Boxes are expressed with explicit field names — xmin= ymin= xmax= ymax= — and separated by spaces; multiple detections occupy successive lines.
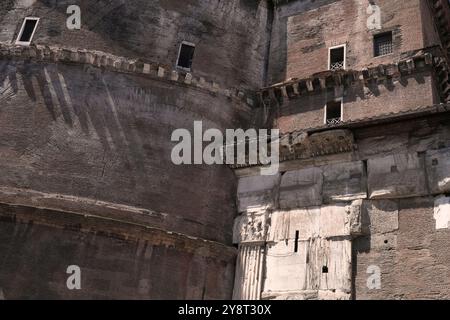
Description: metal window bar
xmin=330 ymin=61 xmax=344 ymax=71
xmin=376 ymin=40 xmax=393 ymax=56
xmin=326 ymin=118 xmax=343 ymax=126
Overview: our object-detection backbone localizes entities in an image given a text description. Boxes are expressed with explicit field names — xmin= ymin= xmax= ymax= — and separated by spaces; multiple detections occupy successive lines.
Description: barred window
xmin=325 ymin=100 xmax=343 ymax=126
xmin=329 ymin=45 xmax=346 ymax=71
xmin=374 ymin=32 xmax=393 ymax=57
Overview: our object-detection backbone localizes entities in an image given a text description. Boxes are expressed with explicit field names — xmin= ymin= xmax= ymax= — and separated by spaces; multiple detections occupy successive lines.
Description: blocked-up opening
xmin=16 ymin=18 xmax=39 ymax=45
xmin=329 ymin=46 xmax=345 ymax=71
xmin=177 ymin=42 xmax=195 ymax=70
xmin=325 ymin=100 xmax=342 ymax=125
xmin=374 ymin=32 xmax=393 ymax=57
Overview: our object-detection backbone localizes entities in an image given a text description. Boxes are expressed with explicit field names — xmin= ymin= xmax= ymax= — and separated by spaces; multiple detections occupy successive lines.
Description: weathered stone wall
xmin=0 ymin=0 xmax=271 ymax=299
xmin=354 ymin=197 xmax=450 ymax=300
xmin=268 ymin=0 xmax=436 ymax=83
xmin=0 ymin=59 xmax=249 ymax=244
xmin=0 ymin=204 xmax=236 ymax=300
xmin=232 ymin=112 xmax=450 ymax=300
xmin=0 ymin=0 xmax=272 ymax=89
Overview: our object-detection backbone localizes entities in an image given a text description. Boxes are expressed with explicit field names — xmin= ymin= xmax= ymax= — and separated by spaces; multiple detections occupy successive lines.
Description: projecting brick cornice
xmin=0 ymin=42 xmax=256 ymax=108
xmin=258 ymin=47 xmax=450 ymax=106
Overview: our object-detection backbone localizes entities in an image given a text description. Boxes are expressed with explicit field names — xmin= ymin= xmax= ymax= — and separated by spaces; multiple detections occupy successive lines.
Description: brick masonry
xmin=1 ymin=0 xmax=450 ymax=300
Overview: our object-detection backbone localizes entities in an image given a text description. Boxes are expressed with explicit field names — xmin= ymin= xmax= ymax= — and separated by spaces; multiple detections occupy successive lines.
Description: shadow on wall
xmin=278 ymin=72 xmax=427 ymax=119
xmin=0 ymin=59 xmax=240 ymax=243
xmin=0 ymin=60 xmax=146 ymax=166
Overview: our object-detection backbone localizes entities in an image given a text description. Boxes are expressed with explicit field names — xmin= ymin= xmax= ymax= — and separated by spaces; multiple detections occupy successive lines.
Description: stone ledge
xmin=258 ymin=47 xmax=447 ymax=106
xmin=0 ymin=202 xmax=237 ymax=260
xmin=0 ymin=42 xmax=256 ymax=108
xmin=0 ymin=186 xmax=231 ymax=247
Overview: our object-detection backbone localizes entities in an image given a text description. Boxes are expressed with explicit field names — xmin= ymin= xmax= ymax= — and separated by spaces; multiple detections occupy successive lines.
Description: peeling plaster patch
xmin=434 ymin=196 xmax=450 ymax=230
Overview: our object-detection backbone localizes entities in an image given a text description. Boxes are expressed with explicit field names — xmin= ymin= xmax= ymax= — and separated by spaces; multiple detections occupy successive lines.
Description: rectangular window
xmin=16 ymin=17 xmax=40 ymax=46
xmin=176 ymin=42 xmax=195 ymax=71
xmin=325 ymin=99 xmax=343 ymax=125
xmin=374 ymin=32 xmax=393 ymax=57
xmin=328 ymin=45 xmax=346 ymax=71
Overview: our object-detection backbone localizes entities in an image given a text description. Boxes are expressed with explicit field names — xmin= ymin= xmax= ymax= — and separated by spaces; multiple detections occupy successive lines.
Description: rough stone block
xmin=237 ymin=174 xmax=280 ymax=213
xmin=171 ymin=71 xmax=179 ymax=81
xmin=319 ymin=204 xmax=349 ymax=238
xmin=142 ymin=63 xmax=151 ymax=74
xmin=279 ymin=167 xmax=323 ymax=209
xmin=361 ymin=200 xmax=399 ymax=235
xmin=157 ymin=66 xmax=165 ymax=77
xmin=426 ymin=148 xmax=450 ymax=194
xmin=322 ymin=161 xmax=367 ymax=203
xmin=368 ymin=153 xmax=428 ymax=199
xmin=185 ymin=73 xmax=193 ymax=84
xmin=346 ymin=199 xmax=363 ymax=236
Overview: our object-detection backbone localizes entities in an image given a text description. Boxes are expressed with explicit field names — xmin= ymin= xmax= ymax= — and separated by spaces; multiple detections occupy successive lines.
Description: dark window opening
xmin=18 ymin=18 xmax=39 ymax=44
xmin=177 ymin=43 xmax=195 ymax=70
xmin=322 ymin=266 xmax=329 ymax=274
xmin=326 ymin=100 xmax=342 ymax=125
xmin=329 ymin=46 xmax=345 ymax=71
xmin=374 ymin=32 xmax=393 ymax=57
xmin=294 ymin=230 xmax=299 ymax=253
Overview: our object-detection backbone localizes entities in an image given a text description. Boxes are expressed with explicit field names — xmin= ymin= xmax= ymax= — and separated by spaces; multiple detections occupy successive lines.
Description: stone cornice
xmin=0 ymin=186 xmax=234 ymax=252
xmin=258 ymin=47 xmax=449 ymax=106
xmin=230 ymin=102 xmax=450 ymax=170
xmin=0 ymin=42 xmax=256 ymax=108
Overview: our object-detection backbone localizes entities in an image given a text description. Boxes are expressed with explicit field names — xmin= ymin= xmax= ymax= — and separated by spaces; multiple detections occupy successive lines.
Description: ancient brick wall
xmin=0 ymin=59 xmax=247 ymax=243
xmin=0 ymin=0 xmax=270 ymax=299
xmin=268 ymin=0 xmax=435 ymax=83
xmin=0 ymin=0 xmax=272 ymax=89
xmin=276 ymin=70 xmax=438 ymax=133
xmin=0 ymin=204 xmax=236 ymax=300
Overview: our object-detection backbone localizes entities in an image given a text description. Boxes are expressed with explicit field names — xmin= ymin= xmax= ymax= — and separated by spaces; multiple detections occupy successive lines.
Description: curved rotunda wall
xmin=0 ymin=0 xmax=271 ymax=89
xmin=0 ymin=0 xmax=272 ymax=299
xmin=0 ymin=58 xmax=251 ymax=244
xmin=0 ymin=0 xmax=274 ymax=246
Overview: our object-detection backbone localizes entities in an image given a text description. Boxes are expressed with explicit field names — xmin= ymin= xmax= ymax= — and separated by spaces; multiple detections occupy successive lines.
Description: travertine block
xmin=237 ymin=174 xmax=280 ymax=213
xmin=368 ymin=153 xmax=428 ymax=199
xmin=426 ymin=148 xmax=450 ymax=194
xmin=323 ymin=161 xmax=367 ymax=202
xmin=279 ymin=167 xmax=323 ymax=209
